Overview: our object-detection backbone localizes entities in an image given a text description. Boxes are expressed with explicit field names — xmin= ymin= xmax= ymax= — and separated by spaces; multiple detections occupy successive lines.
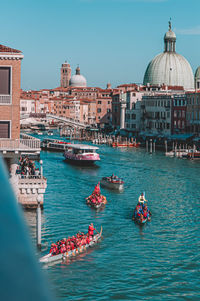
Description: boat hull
xmin=133 ymin=217 xmax=148 ymax=225
xmin=40 ymin=228 xmax=102 ymax=264
xmin=64 ymin=152 xmax=100 ymax=165
xmin=100 ymin=179 xmax=124 ymax=191
xmin=86 ymin=201 xmax=105 ymax=210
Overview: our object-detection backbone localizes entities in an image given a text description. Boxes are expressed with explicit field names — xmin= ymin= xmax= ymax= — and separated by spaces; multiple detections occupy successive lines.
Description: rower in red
xmin=88 ymin=223 xmax=96 ymax=237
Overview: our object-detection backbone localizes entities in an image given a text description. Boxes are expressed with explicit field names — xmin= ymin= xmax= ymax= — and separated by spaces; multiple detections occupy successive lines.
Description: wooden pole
xmin=150 ymin=139 xmax=152 ymax=153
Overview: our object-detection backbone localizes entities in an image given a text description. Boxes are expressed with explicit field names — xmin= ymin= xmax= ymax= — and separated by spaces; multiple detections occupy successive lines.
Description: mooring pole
xmin=165 ymin=140 xmax=168 ymax=153
xmin=150 ymin=139 xmax=153 ymax=154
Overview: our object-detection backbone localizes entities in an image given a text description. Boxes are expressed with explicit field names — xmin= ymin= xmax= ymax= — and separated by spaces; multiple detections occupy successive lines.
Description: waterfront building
xmin=186 ymin=92 xmax=200 ymax=134
xmin=143 ymin=22 xmax=194 ymax=90
xmin=60 ymin=61 xmax=71 ymax=88
xmin=0 ymin=43 xmax=46 ymax=208
xmin=125 ymin=89 xmax=143 ymax=133
xmin=140 ymin=86 xmax=186 ymax=136
xmin=141 ymin=94 xmax=172 ymax=136
xmin=96 ymin=89 xmax=112 ymax=127
xmin=112 ymin=92 xmax=124 ymax=129
xmin=171 ymin=94 xmax=187 ymax=134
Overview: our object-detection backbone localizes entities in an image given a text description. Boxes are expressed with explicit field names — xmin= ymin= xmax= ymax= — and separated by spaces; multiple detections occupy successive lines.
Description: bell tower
xmin=60 ymin=61 xmax=71 ymax=88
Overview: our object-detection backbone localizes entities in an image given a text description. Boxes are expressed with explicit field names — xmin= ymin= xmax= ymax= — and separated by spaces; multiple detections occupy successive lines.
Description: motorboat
xmin=64 ymin=144 xmax=100 ymax=165
xmin=41 ymin=138 xmax=70 ymax=152
xmin=47 ymin=130 xmax=54 ymax=136
xmin=100 ymin=175 xmax=124 ymax=191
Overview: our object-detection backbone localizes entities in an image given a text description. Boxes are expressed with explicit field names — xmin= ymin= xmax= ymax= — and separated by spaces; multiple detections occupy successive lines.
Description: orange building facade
xmin=0 ymin=44 xmax=23 ymax=139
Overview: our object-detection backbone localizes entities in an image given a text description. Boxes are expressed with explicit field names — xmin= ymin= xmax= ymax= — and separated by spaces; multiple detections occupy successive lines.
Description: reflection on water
xmin=25 ymin=143 xmax=200 ymax=300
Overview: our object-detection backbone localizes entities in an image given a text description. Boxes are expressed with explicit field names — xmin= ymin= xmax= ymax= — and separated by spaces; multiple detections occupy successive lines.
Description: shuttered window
xmin=0 ymin=121 xmax=10 ymax=138
xmin=0 ymin=67 xmax=11 ymax=95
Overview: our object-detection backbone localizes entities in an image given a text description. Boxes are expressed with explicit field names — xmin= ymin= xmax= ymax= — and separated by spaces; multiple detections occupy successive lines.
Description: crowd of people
xmin=49 ymin=223 xmax=96 ymax=255
xmin=16 ymin=156 xmax=40 ymax=177
xmin=132 ymin=193 xmax=151 ymax=223
xmin=86 ymin=183 xmax=107 ymax=207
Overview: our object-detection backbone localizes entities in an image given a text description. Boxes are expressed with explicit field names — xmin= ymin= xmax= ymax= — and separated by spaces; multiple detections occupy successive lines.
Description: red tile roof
xmin=0 ymin=44 xmax=21 ymax=53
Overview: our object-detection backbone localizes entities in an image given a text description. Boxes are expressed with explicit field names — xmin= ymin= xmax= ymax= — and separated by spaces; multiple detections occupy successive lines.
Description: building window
xmin=0 ymin=121 xmax=10 ymax=138
xmin=0 ymin=67 xmax=11 ymax=104
xmin=97 ymin=108 xmax=101 ymax=113
xmin=98 ymin=101 xmax=101 ymax=104
xmin=108 ymin=101 xmax=110 ymax=104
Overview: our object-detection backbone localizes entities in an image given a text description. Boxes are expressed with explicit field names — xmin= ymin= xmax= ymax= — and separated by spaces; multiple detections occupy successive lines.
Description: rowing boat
xmin=39 ymin=227 xmax=103 ymax=264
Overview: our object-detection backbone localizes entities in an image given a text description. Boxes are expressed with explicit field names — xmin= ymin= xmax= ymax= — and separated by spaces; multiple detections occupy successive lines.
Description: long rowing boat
xmin=40 ymin=227 xmax=103 ymax=264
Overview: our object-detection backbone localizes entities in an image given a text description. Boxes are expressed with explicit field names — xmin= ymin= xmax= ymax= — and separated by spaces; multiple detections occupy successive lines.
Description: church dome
xmin=143 ymin=22 xmax=194 ymax=90
xmin=70 ymin=66 xmax=87 ymax=87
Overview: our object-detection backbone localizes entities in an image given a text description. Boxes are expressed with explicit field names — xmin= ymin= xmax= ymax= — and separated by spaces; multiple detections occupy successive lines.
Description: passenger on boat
xmin=93 ymin=183 xmax=100 ymax=194
xmin=138 ymin=193 xmax=146 ymax=203
xmin=88 ymin=223 xmax=96 ymax=237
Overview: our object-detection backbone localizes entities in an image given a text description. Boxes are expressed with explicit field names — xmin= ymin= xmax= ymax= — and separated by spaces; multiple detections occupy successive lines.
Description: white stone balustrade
xmin=0 ymin=135 xmax=41 ymax=152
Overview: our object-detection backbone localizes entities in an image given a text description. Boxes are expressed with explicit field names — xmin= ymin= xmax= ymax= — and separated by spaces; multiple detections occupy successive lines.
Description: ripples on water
xmin=25 ymin=142 xmax=200 ymax=300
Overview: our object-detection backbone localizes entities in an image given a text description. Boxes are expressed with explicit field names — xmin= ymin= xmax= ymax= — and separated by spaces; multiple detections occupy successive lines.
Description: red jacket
xmin=88 ymin=225 xmax=95 ymax=236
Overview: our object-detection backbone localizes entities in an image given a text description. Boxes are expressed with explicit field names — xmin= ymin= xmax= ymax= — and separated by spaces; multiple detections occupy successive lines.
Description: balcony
xmin=18 ymin=175 xmax=47 ymax=209
xmin=0 ymin=134 xmax=41 ymax=154
xmin=0 ymin=95 xmax=11 ymax=104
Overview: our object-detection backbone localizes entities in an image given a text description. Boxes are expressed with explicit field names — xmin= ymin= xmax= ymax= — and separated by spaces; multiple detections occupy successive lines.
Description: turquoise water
xmin=25 ymin=136 xmax=200 ymax=300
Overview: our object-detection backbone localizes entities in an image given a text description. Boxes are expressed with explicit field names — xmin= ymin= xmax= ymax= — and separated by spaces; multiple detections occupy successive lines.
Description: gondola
xmin=40 ymin=227 xmax=103 ymax=264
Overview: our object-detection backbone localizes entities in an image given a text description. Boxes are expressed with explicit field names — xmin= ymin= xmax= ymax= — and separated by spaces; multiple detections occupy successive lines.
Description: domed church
xmin=143 ymin=21 xmax=194 ymax=90
xmin=70 ymin=66 xmax=87 ymax=87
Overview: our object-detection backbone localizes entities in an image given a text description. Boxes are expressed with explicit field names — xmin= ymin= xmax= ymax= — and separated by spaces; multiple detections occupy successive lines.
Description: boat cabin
xmin=66 ymin=144 xmax=99 ymax=154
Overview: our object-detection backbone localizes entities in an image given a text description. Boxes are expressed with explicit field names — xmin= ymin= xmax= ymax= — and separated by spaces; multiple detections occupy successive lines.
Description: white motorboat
xmin=100 ymin=175 xmax=124 ymax=191
xmin=64 ymin=144 xmax=100 ymax=165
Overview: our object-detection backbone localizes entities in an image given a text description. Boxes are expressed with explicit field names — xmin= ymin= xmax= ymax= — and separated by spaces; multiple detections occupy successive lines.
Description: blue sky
xmin=1 ymin=0 xmax=200 ymax=90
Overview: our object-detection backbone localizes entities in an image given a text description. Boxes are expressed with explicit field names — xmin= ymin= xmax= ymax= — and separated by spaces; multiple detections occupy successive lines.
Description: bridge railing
xmin=46 ymin=114 xmax=88 ymax=128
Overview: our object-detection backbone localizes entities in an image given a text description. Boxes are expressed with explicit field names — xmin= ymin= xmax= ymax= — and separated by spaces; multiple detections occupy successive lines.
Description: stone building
xmin=186 ymin=92 xmax=200 ymax=134
xmin=171 ymin=94 xmax=187 ymax=134
xmin=0 ymin=43 xmax=46 ymax=208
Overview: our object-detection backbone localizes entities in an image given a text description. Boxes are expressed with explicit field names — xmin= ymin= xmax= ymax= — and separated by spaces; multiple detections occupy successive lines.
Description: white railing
xmin=0 ymin=95 xmax=11 ymax=104
xmin=0 ymin=137 xmax=41 ymax=151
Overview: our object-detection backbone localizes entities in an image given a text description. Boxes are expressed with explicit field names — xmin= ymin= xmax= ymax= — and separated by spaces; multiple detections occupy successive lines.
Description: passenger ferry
xmin=64 ymin=144 xmax=100 ymax=165
xmin=41 ymin=138 xmax=70 ymax=152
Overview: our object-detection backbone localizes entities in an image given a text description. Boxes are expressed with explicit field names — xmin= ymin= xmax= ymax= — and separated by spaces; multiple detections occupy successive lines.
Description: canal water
xmin=25 ymin=136 xmax=200 ymax=300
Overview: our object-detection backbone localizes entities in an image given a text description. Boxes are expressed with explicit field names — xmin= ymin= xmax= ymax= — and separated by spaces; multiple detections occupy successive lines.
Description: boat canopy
xmin=66 ymin=144 xmax=99 ymax=150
